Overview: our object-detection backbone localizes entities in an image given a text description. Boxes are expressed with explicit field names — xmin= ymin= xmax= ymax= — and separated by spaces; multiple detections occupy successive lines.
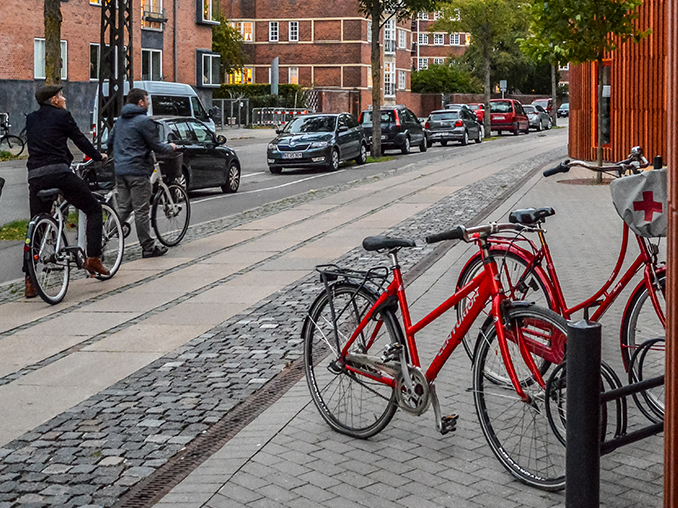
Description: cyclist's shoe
xmin=83 ymin=257 xmax=110 ymax=277
xmin=24 ymin=276 xmax=38 ymax=298
xmin=142 ymin=244 xmax=168 ymax=259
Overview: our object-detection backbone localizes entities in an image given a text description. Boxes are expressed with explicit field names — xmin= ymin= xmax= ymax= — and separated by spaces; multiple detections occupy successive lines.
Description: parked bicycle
xmin=303 ymin=225 xmax=570 ymax=491
xmin=0 ymin=113 xmax=25 ymax=156
xmin=25 ymin=159 xmax=124 ymax=304
xmin=455 ymin=147 xmax=665 ymax=422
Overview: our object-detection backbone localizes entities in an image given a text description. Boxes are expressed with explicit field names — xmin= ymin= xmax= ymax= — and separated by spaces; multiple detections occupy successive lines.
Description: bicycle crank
xmin=395 ymin=367 xmax=430 ymax=415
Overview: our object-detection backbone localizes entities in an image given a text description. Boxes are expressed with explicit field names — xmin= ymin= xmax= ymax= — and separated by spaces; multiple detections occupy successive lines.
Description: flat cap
xmin=35 ymin=84 xmax=63 ymax=104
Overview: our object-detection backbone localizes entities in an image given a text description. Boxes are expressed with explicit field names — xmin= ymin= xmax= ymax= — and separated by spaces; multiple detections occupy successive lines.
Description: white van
xmin=92 ymin=80 xmax=215 ymax=137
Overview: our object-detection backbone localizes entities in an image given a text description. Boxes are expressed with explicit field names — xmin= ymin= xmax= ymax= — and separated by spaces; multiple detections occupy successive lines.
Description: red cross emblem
xmin=633 ymin=191 xmax=663 ymax=221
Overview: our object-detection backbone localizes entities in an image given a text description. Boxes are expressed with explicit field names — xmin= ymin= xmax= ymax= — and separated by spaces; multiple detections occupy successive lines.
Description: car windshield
xmin=152 ymin=95 xmax=192 ymax=116
xmin=560 ymin=103 xmax=569 ymax=109
xmin=284 ymin=116 xmax=336 ymax=133
xmin=490 ymin=101 xmax=513 ymax=113
xmin=523 ymin=106 xmax=535 ymax=114
xmin=361 ymin=111 xmax=395 ymax=124
xmin=533 ymin=100 xmax=549 ymax=108
xmin=430 ymin=112 xmax=459 ymax=121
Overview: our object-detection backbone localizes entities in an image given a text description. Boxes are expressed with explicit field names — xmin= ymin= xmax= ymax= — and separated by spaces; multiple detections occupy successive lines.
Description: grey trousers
xmin=115 ymin=175 xmax=155 ymax=252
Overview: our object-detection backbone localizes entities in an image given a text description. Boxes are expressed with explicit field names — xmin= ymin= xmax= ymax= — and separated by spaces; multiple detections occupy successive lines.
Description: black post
xmin=566 ymin=320 xmax=601 ymax=508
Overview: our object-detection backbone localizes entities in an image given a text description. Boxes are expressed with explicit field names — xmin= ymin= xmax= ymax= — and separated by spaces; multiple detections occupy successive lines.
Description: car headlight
xmin=268 ymin=143 xmax=277 ymax=150
xmin=310 ymin=141 xmax=329 ymax=148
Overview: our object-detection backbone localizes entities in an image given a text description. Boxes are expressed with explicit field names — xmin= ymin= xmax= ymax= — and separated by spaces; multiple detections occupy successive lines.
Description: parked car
xmin=557 ymin=102 xmax=570 ymax=118
xmin=523 ymin=104 xmax=552 ymax=131
xmin=531 ymin=98 xmax=553 ymax=116
xmin=155 ymin=116 xmax=241 ymax=193
xmin=489 ymin=99 xmax=530 ymax=135
xmin=359 ymin=105 xmax=427 ymax=154
xmin=467 ymin=103 xmax=485 ymax=123
xmin=418 ymin=117 xmax=431 ymax=146
xmin=267 ymin=113 xmax=367 ymax=173
xmin=425 ymin=108 xmax=483 ymax=146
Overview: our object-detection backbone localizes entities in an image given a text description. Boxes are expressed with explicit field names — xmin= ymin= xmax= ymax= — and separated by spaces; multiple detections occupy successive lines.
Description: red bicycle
xmin=303 ymin=224 xmax=570 ymax=490
xmin=456 ymin=147 xmax=666 ymax=422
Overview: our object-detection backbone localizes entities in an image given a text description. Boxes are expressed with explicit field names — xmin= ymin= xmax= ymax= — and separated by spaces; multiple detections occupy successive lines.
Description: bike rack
xmin=565 ymin=320 xmax=664 ymax=507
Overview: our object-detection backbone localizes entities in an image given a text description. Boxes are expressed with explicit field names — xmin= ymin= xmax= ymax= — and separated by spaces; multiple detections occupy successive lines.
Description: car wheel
xmin=537 ymin=120 xmax=543 ymax=132
xmin=176 ymin=169 xmax=189 ymax=190
xmin=269 ymin=165 xmax=282 ymax=174
xmin=221 ymin=161 xmax=240 ymax=193
xmin=461 ymin=130 xmax=469 ymax=146
xmin=426 ymin=139 xmax=433 ymax=148
xmin=441 ymin=140 xmax=448 ymax=146
xmin=547 ymin=118 xmax=553 ymax=129
xmin=355 ymin=143 xmax=368 ymax=165
xmin=327 ymin=148 xmax=340 ymax=171
xmin=475 ymin=125 xmax=483 ymax=143
xmin=401 ymin=136 xmax=411 ymax=154
xmin=419 ymin=137 xmax=427 ymax=152
xmin=513 ymin=123 xmax=520 ymax=136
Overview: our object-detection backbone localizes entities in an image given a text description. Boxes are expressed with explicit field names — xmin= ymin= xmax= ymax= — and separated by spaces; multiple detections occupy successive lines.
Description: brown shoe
xmin=25 ymin=276 xmax=38 ymax=298
xmin=83 ymin=257 xmax=110 ymax=277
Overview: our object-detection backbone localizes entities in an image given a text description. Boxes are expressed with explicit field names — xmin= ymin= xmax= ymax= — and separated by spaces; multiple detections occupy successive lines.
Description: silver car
xmin=523 ymin=105 xmax=552 ymax=131
xmin=425 ymin=109 xmax=483 ymax=146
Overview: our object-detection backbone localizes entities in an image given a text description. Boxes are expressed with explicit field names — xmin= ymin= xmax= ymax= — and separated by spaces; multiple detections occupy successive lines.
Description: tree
xmin=44 ymin=0 xmax=63 ymax=85
xmin=411 ymin=62 xmax=481 ymax=93
xmin=359 ymin=0 xmax=438 ymax=156
xmin=522 ymin=0 xmax=650 ymax=181
xmin=433 ymin=0 xmax=530 ymax=137
xmin=212 ymin=14 xmax=246 ymax=81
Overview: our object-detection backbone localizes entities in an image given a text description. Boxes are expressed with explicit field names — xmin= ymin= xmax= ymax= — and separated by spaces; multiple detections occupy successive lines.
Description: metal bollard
xmin=566 ymin=319 xmax=601 ymax=508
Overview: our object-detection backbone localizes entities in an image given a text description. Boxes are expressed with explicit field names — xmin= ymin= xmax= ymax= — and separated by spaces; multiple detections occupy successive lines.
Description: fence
xmin=212 ymin=98 xmax=250 ymax=128
xmin=251 ymin=108 xmax=309 ymax=126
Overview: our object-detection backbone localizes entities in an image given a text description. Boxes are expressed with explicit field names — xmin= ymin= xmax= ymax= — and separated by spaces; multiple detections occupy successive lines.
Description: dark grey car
xmin=359 ymin=106 xmax=427 ymax=154
xmin=425 ymin=109 xmax=483 ymax=146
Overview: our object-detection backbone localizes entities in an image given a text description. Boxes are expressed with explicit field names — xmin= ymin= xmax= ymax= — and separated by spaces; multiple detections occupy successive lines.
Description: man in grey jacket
xmin=108 ymin=88 xmax=176 ymax=258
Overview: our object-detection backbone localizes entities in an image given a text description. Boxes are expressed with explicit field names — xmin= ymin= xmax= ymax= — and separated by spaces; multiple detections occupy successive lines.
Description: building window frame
xmin=367 ymin=65 xmax=372 ymax=88
xmin=289 ymin=21 xmax=299 ymax=42
xmin=367 ymin=20 xmax=372 ymax=43
xmin=559 ymin=62 xmax=570 ymax=71
xmin=230 ymin=21 xmax=253 ymax=42
xmin=141 ymin=48 xmax=162 ymax=81
xmin=449 ymin=32 xmax=461 ymax=45
xmin=418 ymin=12 xmax=429 ymax=20
xmin=384 ymin=62 xmax=395 ymax=97
xmin=200 ymin=52 xmax=221 ymax=87
xmin=289 ymin=66 xmax=298 ymax=84
xmin=226 ymin=67 xmax=253 ymax=84
xmin=433 ymin=57 xmax=445 ymax=65
xmin=90 ymin=43 xmax=100 ymax=81
xmin=198 ymin=0 xmax=220 ymax=24
xmin=384 ymin=18 xmax=396 ymax=54
xmin=418 ymin=33 xmax=428 ymax=45
xmin=418 ymin=58 xmax=428 ymax=70
xmin=34 ymin=38 xmax=67 ymax=80
xmin=398 ymin=29 xmax=406 ymax=49
xmin=398 ymin=70 xmax=406 ymax=90
xmin=142 ymin=0 xmax=165 ymax=30
xmin=269 ymin=21 xmax=279 ymax=42
xmin=433 ymin=33 xmax=444 ymax=45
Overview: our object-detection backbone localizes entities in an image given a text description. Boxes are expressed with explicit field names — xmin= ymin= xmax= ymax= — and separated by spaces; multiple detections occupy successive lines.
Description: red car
xmin=532 ymin=98 xmax=553 ymax=115
xmin=490 ymin=99 xmax=530 ymax=136
xmin=467 ymin=103 xmax=485 ymax=123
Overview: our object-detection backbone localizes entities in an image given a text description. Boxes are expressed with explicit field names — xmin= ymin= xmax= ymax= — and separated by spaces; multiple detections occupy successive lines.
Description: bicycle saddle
xmin=37 ymin=188 xmax=63 ymax=200
xmin=508 ymin=207 xmax=555 ymax=225
xmin=363 ymin=236 xmax=416 ymax=252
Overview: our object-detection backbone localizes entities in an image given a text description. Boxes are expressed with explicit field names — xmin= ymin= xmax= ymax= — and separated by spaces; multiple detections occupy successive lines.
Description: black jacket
xmin=25 ymin=105 xmax=101 ymax=172
xmin=108 ymin=104 xmax=173 ymax=177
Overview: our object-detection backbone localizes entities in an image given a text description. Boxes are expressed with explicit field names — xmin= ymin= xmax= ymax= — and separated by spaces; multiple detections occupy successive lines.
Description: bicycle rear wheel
xmin=152 ymin=184 xmax=190 ymax=247
xmin=0 ymin=135 xmax=25 ymax=156
xmin=303 ymin=282 xmax=403 ymax=439
xmin=473 ymin=305 xmax=567 ymax=491
xmin=96 ymin=203 xmax=124 ymax=280
xmin=26 ymin=215 xmax=70 ymax=305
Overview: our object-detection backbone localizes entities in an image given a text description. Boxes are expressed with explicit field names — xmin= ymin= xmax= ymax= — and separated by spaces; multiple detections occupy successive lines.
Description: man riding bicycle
xmin=24 ymin=84 xmax=110 ymax=298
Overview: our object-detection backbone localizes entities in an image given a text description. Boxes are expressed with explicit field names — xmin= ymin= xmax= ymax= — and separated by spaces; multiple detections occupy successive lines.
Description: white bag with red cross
xmin=609 ymin=168 xmax=667 ymax=238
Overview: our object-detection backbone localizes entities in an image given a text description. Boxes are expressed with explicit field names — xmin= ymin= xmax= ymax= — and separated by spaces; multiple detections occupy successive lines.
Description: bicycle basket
xmin=84 ymin=159 xmax=116 ymax=191
xmin=157 ymin=151 xmax=183 ymax=182
xmin=610 ymin=167 xmax=667 ymax=238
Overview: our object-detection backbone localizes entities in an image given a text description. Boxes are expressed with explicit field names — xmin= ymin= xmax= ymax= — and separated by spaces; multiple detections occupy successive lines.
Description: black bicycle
xmin=0 ymin=113 xmax=25 ymax=157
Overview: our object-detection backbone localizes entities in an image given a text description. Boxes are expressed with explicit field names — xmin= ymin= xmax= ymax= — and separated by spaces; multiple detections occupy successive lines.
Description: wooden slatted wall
xmin=568 ymin=0 xmax=667 ymax=162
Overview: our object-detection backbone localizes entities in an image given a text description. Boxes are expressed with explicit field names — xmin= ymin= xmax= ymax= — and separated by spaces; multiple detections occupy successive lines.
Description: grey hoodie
xmin=108 ymin=104 xmax=173 ymax=177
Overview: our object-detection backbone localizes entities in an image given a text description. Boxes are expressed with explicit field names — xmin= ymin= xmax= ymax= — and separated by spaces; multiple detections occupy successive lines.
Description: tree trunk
xmin=551 ymin=64 xmax=557 ymax=128
xmin=44 ymin=0 xmax=63 ymax=85
xmin=483 ymin=48 xmax=491 ymax=137
xmin=370 ymin=7 xmax=382 ymax=157
xmin=596 ymin=55 xmax=604 ymax=184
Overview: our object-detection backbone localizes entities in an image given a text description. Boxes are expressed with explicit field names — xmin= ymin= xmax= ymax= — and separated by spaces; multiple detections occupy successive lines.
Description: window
xmin=559 ymin=63 xmax=570 ymax=71
xmin=230 ymin=22 xmax=253 ymax=41
xmin=190 ymin=97 xmax=209 ymax=121
xmin=418 ymin=58 xmax=428 ymax=70
xmin=152 ymin=96 xmax=191 ymax=116
xmin=190 ymin=121 xmax=214 ymax=143
xmin=202 ymin=0 xmax=215 ymax=22
xmin=450 ymin=32 xmax=460 ymax=45
xmin=398 ymin=29 xmax=406 ymax=49
xmin=418 ymin=33 xmax=428 ymax=45
xmin=142 ymin=0 xmax=163 ymax=29
xmin=174 ymin=122 xmax=197 ymax=143
xmin=90 ymin=0 xmax=101 ymax=4
xmin=269 ymin=22 xmax=279 ymax=42
xmin=289 ymin=21 xmax=298 ymax=42
xmin=34 ymin=39 xmax=67 ymax=80
xmin=398 ymin=70 xmax=406 ymax=90
xmin=142 ymin=49 xmax=162 ymax=80
xmin=384 ymin=18 xmax=396 ymax=54
xmin=367 ymin=20 xmax=372 ymax=42
xmin=418 ymin=12 xmax=429 ymax=20
xmin=434 ymin=33 xmax=444 ymax=45
xmin=367 ymin=66 xmax=372 ymax=88
xmin=433 ymin=58 xmax=445 ymax=65
xmin=465 ymin=33 xmax=471 ymax=45
xmin=433 ymin=11 xmax=442 ymax=20
xmin=90 ymin=43 xmax=99 ymax=80
xmin=202 ymin=53 xmax=220 ymax=86
xmin=599 ymin=62 xmax=611 ymax=145
xmin=384 ymin=62 xmax=395 ymax=96
xmin=288 ymin=66 xmax=298 ymax=84
xmin=226 ymin=68 xmax=253 ymax=84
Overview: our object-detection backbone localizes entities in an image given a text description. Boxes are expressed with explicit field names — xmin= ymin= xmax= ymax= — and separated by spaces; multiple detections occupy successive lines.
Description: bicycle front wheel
xmin=0 ymin=135 xmax=25 ymax=156
xmin=473 ymin=305 xmax=567 ymax=491
xmin=96 ymin=203 xmax=124 ymax=280
xmin=303 ymin=282 xmax=403 ymax=439
xmin=152 ymin=184 xmax=190 ymax=247
xmin=26 ymin=215 xmax=70 ymax=305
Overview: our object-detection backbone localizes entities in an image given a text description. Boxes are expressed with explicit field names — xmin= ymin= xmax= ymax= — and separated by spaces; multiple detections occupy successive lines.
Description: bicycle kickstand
xmin=430 ymin=384 xmax=459 ymax=435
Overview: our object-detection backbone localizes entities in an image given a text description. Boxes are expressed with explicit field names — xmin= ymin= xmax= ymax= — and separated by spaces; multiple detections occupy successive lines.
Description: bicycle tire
xmin=151 ymin=184 xmax=190 ymax=247
xmin=96 ymin=203 xmax=124 ymax=280
xmin=303 ymin=282 xmax=404 ymax=439
xmin=457 ymin=249 xmax=552 ymax=360
xmin=620 ymin=272 xmax=665 ymax=419
xmin=26 ymin=214 xmax=70 ymax=305
xmin=0 ymin=134 xmax=25 ymax=156
xmin=628 ymin=338 xmax=664 ymax=423
xmin=473 ymin=305 xmax=567 ymax=491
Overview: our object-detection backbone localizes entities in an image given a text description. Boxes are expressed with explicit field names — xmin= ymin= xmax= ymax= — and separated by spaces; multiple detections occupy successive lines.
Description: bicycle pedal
xmin=439 ymin=414 xmax=459 ymax=435
xmin=381 ymin=343 xmax=403 ymax=363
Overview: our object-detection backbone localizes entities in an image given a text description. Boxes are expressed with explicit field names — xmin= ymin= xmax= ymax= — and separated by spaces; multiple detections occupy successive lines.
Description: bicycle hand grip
xmin=426 ymin=226 xmax=464 ymax=244
xmin=543 ymin=161 xmax=571 ymax=177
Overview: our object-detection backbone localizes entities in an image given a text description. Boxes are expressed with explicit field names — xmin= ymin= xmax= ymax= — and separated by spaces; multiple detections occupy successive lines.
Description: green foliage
xmin=214 ymin=84 xmax=308 ymax=110
xmin=411 ymin=63 xmax=481 ymax=93
xmin=0 ymin=220 xmax=28 ymax=241
xmin=212 ymin=14 xmax=246 ymax=76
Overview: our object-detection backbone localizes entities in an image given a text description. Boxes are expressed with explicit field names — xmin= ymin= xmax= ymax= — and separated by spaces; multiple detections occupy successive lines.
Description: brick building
xmin=0 ymin=0 xmax=217 ymax=131
xmin=410 ymin=12 xmax=468 ymax=71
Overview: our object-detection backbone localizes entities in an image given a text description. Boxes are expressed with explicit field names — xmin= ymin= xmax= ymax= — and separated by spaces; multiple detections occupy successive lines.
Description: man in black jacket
xmin=24 ymin=85 xmax=110 ymax=297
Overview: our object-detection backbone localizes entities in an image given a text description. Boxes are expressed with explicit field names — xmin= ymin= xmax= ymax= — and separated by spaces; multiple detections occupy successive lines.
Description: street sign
xmin=499 ymin=80 xmax=507 ymax=91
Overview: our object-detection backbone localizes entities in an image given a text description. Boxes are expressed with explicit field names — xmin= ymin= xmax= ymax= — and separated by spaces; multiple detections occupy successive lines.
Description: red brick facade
xmin=411 ymin=13 xmax=469 ymax=70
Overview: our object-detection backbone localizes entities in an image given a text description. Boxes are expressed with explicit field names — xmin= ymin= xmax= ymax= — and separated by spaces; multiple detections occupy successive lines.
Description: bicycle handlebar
xmin=544 ymin=146 xmax=650 ymax=178
xmin=426 ymin=223 xmax=531 ymax=244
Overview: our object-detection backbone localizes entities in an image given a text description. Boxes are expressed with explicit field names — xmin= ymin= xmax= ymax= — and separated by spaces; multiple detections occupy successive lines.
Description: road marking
xmin=241 ymin=172 xmax=265 ymax=178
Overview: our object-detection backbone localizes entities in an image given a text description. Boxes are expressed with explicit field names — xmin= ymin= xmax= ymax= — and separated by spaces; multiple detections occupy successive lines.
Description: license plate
xmin=283 ymin=152 xmax=303 ymax=159
xmin=494 ymin=115 xmax=505 ymax=120
xmin=381 ymin=135 xmax=387 ymax=140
